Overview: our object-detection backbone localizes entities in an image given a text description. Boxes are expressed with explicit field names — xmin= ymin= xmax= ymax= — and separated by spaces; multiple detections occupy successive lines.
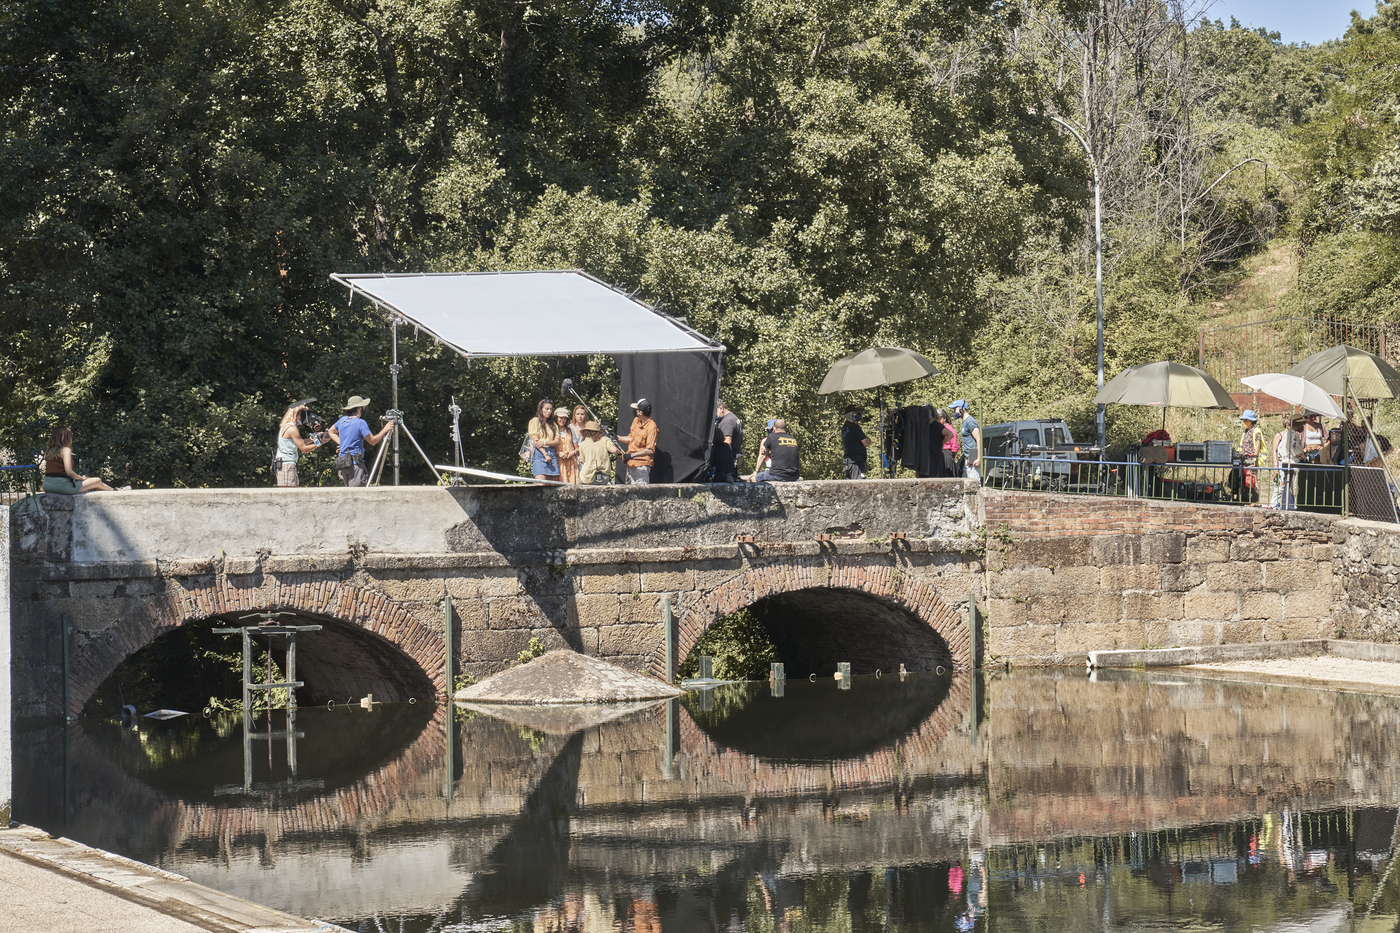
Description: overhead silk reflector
xmin=329 ymin=270 xmax=722 ymax=358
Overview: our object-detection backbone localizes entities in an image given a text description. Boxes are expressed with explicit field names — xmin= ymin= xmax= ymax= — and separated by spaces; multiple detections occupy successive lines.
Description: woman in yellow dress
xmin=555 ymin=407 xmax=579 ymax=484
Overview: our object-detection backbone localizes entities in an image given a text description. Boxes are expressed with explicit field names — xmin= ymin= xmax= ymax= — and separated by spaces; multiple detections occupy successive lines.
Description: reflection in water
xmin=14 ymin=670 xmax=1400 ymax=931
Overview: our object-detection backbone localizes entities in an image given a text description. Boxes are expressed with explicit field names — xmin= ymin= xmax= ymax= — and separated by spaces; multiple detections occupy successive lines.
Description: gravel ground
xmin=1190 ymin=655 xmax=1400 ymax=690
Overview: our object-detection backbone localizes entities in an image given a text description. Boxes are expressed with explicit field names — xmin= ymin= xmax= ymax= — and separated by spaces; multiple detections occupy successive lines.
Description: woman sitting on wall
xmin=43 ymin=426 xmax=121 ymax=494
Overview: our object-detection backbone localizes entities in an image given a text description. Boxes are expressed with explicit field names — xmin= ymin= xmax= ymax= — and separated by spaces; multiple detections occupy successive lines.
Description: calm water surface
xmin=15 ymin=670 xmax=1400 ymax=932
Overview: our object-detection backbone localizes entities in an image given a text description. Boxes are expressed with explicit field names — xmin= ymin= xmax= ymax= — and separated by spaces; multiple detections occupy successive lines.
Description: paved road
xmin=0 ymin=826 xmax=348 ymax=933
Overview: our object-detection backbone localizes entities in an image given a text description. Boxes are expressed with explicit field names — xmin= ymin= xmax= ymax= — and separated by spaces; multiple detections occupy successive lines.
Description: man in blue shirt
xmin=951 ymin=400 xmax=981 ymax=483
xmin=327 ymin=395 xmax=396 ymax=487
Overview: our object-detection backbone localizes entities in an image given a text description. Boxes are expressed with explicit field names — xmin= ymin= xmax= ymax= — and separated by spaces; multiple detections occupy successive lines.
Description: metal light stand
xmin=391 ymin=317 xmax=402 ymax=486
xmin=368 ymin=413 xmax=442 ymax=486
xmin=449 ymin=396 xmax=465 ymax=472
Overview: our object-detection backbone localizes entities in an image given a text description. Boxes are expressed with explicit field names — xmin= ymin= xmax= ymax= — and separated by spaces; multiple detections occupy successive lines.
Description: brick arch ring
xmin=68 ymin=577 xmax=446 ymax=719
xmin=648 ymin=557 xmax=971 ymax=678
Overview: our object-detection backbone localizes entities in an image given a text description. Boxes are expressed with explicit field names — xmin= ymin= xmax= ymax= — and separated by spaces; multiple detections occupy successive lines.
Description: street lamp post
xmin=1048 ymin=115 xmax=1105 ymax=450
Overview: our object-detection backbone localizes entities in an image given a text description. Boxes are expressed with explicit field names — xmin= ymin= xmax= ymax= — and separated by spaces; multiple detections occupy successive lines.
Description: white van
xmin=982 ymin=419 xmax=1101 ymax=491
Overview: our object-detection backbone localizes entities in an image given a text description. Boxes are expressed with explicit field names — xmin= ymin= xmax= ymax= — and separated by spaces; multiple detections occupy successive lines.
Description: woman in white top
xmin=1301 ymin=411 xmax=1325 ymax=461
xmin=1275 ymin=413 xmax=1306 ymax=510
xmin=273 ymin=403 xmax=320 ymax=487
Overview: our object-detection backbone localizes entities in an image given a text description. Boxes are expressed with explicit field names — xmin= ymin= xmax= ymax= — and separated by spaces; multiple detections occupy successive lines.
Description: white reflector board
xmin=330 ymin=270 xmax=720 ymax=358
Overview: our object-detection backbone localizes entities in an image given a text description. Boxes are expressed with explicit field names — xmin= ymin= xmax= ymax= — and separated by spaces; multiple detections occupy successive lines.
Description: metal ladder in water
xmin=213 ymin=611 xmax=324 ymax=795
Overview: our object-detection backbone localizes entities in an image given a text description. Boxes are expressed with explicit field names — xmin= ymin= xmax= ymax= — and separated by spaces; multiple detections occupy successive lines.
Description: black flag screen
xmin=617 ymin=351 xmax=723 ymax=483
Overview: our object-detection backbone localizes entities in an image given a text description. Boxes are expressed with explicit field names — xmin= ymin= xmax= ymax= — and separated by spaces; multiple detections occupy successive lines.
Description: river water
xmin=14 ymin=669 xmax=1400 ymax=932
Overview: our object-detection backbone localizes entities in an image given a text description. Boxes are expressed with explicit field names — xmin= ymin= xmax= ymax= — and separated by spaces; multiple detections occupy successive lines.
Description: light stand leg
xmin=391 ymin=318 xmax=401 ymax=486
xmin=396 ymin=419 xmax=442 ymax=482
xmin=367 ymin=432 xmax=392 ymax=486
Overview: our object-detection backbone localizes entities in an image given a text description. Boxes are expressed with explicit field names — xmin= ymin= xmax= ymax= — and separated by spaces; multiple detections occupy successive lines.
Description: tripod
xmin=367 ymin=412 xmax=442 ymax=485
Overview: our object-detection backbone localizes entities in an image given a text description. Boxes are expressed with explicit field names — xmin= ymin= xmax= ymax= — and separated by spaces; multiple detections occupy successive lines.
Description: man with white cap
xmin=950 ymin=400 xmax=981 ymax=482
xmin=617 ymin=397 xmax=658 ymax=484
xmin=327 ymin=395 xmax=397 ymax=487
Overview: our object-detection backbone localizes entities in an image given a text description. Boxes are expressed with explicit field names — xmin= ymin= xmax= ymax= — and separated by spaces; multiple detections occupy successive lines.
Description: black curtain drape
xmin=617 ymin=351 xmax=723 ymax=483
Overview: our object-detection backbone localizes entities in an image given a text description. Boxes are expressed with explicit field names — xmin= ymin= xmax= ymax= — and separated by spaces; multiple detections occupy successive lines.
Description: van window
xmin=1018 ymin=428 xmax=1041 ymax=450
xmin=986 ymin=434 xmax=1012 ymax=458
xmin=1049 ymin=426 xmax=1069 ymax=447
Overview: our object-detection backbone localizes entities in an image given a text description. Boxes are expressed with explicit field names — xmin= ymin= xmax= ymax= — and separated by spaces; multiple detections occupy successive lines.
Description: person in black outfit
xmin=709 ymin=401 xmax=743 ymax=482
xmin=748 ymin=419 xmax=800 ymax=482
xmin=841 ymin=406 xmax=870 ymax=479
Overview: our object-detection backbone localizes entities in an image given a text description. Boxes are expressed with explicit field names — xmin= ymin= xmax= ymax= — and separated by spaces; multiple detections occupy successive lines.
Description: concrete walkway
xmin=1087 ymin=639 xmax=1400 ymax=695
xmin=0 ymin=825 xmax=349 ymax=933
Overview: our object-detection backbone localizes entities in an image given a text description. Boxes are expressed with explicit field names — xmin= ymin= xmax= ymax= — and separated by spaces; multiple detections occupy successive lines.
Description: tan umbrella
xmin=1286 ymin=345 xmax=1400 ymax=399
xmin=817 ymin=346 xmax=938 ymax=394
xmin=1094 ymin=361 xmax=1237 ymax=410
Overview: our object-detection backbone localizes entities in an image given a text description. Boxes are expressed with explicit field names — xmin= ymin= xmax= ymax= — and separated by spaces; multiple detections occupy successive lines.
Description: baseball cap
xmin=630 ymin=398 xmax=652 ymax=415
xmin=950 ymin=399 xmax=967 ymax=412
xmin=766 ymin=418 xmax=777 ymax=431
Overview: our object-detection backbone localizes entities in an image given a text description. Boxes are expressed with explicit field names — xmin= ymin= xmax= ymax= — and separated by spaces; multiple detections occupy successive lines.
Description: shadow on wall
xmin=83 ymin=615 xmax=436 ymax=718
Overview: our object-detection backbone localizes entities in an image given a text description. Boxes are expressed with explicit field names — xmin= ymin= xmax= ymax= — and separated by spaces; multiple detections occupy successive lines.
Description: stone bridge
xmin=7 ymin=480 xmax=981 ymax=719
xmin=12 ymin=477 xmax=1400 ymax=722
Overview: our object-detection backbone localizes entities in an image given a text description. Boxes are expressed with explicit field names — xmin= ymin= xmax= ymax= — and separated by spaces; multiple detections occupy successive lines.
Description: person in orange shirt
xmin=617 ymin=397 xmax=658 ymax=484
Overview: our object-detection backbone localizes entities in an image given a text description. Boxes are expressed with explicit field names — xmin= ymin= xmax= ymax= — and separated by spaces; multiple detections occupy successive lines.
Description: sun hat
xmin=582 ymin=420 xmax=602 ymax=433
xmin=630 ymin=398 xmax=652 ymax=415
xmin=1291 ymin=412 xmax=1307 ymax=424
xmin=1240 ymin=410 xmax=1257 ymax=422
xmin=343 ymin=395 xmax=371 ymax=410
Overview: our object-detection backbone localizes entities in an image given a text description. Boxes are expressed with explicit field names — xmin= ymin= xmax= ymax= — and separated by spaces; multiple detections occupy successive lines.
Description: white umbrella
xmin=1240 ymin=373 xmax=1344 ymax=419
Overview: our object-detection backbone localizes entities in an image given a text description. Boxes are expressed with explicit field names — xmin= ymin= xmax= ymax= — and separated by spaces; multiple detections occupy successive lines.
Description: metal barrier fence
xmin=982 ymin=456 xmax=1349 ymax=512
xmin=0 ymin=464 xmax=40 ymax=506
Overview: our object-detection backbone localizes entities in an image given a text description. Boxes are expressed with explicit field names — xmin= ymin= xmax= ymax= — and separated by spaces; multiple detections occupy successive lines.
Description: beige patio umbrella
xmin=1095 ymin=361 xmax=1237 ymax=409
xmin=1095 ymin=360 xmax=1237 ymax=431
xmin=1286 ymin=345 xmax=1400 ymax=399
xmin=817 ymin=346 xmax=938 ymax=394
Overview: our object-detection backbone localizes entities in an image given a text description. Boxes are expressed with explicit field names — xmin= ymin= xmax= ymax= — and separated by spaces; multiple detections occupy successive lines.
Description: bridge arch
xmin=72 ymin=577 xmax=443 ymax=719
xmin=654 ymin=556 xmax=970 ymax=679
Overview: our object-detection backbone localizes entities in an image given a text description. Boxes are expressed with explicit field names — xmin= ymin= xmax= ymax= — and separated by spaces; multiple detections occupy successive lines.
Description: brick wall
xmin=983 ymin=491 xmax=1339 ymax=665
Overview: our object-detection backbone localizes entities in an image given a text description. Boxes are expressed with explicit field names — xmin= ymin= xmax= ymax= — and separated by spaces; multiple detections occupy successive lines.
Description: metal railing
xmin=0 ymin=464 xmax=40 ymax=505
xmin=983 ymin=456 xmax=1349 ymax=512
xmin=1197 ymin=314 xmax=1400 ymax=390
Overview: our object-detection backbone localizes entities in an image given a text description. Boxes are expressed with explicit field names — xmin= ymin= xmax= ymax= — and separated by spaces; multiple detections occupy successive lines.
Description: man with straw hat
xmin=327 ymin=395 xmax=397 ymax=487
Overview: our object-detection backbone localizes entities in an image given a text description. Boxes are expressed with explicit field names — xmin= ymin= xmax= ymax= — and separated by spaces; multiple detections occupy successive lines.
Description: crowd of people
xmin=1233 ymin=405 xmax=1379 ymax=509
xmin=33 ymin=391 xmax=984 ymax=495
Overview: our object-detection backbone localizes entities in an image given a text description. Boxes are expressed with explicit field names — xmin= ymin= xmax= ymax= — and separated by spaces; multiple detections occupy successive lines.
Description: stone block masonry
xmin=983 ymin=492 xmax=1343 ymax=666
xmin=9 ymin=480 xmax=980 ymax=719
xmin=17 ymin=478 xmax=1400 ymax=719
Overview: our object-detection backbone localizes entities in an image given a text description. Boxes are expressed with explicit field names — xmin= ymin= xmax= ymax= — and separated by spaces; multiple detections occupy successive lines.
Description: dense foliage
xmin=0 ymin=0 xmax=1385 ymax=482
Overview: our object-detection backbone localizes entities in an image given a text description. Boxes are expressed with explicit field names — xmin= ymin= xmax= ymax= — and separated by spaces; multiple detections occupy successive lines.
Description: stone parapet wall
xmin=983 ymin=491 xmax=1341 ymax=666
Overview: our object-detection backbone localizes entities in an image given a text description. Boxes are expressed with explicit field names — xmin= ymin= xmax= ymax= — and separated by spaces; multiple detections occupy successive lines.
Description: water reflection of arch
xmin=677 ymin=675 xmax=974 ymax=797
xmin=52 ymin=704 xmax=450 ymax=858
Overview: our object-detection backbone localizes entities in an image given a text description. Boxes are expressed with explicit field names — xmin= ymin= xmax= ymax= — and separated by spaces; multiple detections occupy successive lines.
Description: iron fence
xmin=0 ymin=464 xmax=39 ymax=505
xmin=1197 ymin=315 xmax=1400 ymax=390
xmin=983 ymin=456 xmax=1348 ymax=512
